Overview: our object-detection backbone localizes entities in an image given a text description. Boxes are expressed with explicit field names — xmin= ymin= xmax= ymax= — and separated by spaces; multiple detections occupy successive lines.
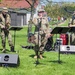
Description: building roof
xmin=0 ymin=0 xmax=39 ymax=9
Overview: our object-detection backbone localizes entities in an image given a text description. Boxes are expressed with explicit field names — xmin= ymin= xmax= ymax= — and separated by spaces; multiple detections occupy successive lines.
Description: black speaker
xmin=0 ymin=54 xmax=19 ymax=67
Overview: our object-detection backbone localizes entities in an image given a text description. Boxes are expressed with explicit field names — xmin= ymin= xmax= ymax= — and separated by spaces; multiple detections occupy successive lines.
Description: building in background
xmin=0 ymin=0 xmax=40 ymax=26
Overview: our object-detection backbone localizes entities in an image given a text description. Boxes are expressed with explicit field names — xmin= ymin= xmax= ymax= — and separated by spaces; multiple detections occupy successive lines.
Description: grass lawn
xmin=0 ymin=21 xmax=75 ymax=75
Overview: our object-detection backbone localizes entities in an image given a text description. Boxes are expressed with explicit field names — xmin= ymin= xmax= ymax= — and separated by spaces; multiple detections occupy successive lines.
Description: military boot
xmin=10 ymin=46 xmax=15 ymax=52
xmin=34 ymin=55 xmax=37 ymax=59
xmin=39 ymin=54 xmax=43 ymax=59
xmin=2 ymin=48 xmax=6 ymax=53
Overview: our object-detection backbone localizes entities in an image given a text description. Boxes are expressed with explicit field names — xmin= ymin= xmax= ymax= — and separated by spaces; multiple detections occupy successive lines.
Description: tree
xmin=0 ymin=0 xmax=2 ymax=2
xmin=45 ymin=2 xmax=75 ymax=18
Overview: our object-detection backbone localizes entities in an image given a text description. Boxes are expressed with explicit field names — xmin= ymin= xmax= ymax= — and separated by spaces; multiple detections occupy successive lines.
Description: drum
xmin=60 ymin=34 xmax=68 ymax=45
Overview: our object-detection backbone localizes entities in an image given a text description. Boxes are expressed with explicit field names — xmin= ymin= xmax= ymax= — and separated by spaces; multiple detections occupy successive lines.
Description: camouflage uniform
xmin=0 ymin=7 xmax=14 ymax=52
xmin=69 ymin=12 xmax=75 ymax=45
xmin=70 ymin=33 xmax=75 ymax=45
xmin=33 ymin=9 xmax=49 ymax=58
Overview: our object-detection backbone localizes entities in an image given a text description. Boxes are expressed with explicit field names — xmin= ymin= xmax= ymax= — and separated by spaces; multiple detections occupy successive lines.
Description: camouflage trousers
xmin=33 ymin=32 xmax=47 ymax=55
xmin=70 ymin=32 xmax=75 ymax=45
xmin=1 ymin=29 xmax=14 ymax=49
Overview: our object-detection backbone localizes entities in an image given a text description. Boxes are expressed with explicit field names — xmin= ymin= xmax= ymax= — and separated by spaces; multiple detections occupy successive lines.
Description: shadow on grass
xmin=0 ymin=48 xmax=2 ymax=50
xmin=48 ymin=60 xmax=65 ymax=64
xmin=0 ymin=49 xmax=12 ymax=53
xmin=29 ymin=54 xmax=35 ymax=58
xmin=29 ymin=54 xmax=47 ymax=59
xmin=34 ymin=59 xmax=47 ymax=66
xmin=29 ymin=54 xmax=47 ymax=66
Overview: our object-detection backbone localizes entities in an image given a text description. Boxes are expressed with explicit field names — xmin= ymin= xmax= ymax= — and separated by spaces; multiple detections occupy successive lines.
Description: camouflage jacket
xmin=0 ymin=13 xmax=11 ymax=29
xmin=33 ymin=16 xmax=49 ymax=33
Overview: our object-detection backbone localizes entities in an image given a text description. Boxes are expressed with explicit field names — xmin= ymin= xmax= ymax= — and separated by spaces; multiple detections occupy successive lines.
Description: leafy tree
xmin=0 ymin=0 xmax=2 ymax=2
xmin=45 ymin=2 xmax=75 ymax=18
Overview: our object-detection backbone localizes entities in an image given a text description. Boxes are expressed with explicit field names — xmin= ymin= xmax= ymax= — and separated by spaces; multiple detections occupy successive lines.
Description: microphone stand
xmin=35 ymin=18 xmax=41 ymax=65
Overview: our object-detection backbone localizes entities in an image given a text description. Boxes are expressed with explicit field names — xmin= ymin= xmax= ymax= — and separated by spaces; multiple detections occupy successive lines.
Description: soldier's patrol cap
xmin=2 ymin=7 xmax=8 ymax=12
xmin=28 ymin=33 xmax=34 ymax=37
xmin=38 ymin=9 xmax=45 ymax=12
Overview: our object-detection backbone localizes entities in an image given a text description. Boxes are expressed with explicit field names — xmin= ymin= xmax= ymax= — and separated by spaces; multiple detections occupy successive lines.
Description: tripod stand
xmin=10 ymin=26 xmax=23 ymax=51
xmin=35 ymin=19 xmax=42 ymax=65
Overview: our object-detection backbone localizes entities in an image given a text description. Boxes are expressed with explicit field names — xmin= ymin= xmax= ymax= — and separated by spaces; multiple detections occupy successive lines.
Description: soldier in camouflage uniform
xmin=68 ymin=11 xmax=75 ymax=45
xmin=33 ymin=9 xmax=50 ymax=59
xmin=0 ymin=7 xmax=14 ymax=53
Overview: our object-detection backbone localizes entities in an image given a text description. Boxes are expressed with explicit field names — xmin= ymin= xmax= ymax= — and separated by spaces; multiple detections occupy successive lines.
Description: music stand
xmin=9 ymin=26 xmax=23 ymax=51
xmin=51 ymin=27 xmax=70 ymax=63
xmin=51 ymin=27 xmax=70 ymax=34
xmin=69 ymin=27 xmax=75 ymax=32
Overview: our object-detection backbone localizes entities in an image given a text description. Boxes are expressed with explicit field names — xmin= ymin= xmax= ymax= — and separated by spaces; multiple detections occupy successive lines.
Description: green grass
xmin=0 ymin=21 xmax=75 ymax=75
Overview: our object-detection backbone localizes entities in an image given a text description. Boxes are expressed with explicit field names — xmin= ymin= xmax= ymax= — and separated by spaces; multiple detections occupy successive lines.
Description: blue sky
xmin=41 ymin=0 xmax=75 ymax=5
xmin=52 ymin=0 xmax=75 ymax=2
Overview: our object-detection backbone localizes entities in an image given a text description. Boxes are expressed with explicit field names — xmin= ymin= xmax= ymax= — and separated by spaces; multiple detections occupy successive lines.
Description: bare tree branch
xmin=26 ymin=0 xmax=32 ymax=6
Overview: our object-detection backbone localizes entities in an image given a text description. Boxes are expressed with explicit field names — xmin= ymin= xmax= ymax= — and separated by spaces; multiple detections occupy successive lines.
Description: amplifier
xmin=60 ymin=45 xmax=75 ymax=53
xmin=0 ymin=54 xmax=19 ymax=67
